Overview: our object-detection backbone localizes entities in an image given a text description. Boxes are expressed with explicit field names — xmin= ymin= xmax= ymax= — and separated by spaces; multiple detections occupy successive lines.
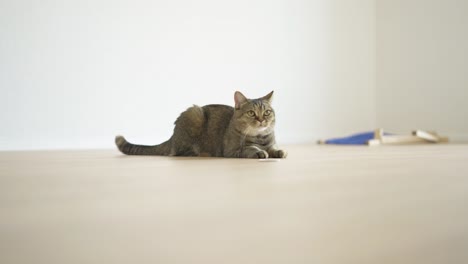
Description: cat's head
xmin=233 ymin=91 xmax=276 ymax=136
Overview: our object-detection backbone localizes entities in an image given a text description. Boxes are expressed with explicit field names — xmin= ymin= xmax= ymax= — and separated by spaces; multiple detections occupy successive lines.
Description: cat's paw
xmin=256 ymin=150 xmax=269 ymax=159
xmin=273 ymin=149 xmax=288 ymax=158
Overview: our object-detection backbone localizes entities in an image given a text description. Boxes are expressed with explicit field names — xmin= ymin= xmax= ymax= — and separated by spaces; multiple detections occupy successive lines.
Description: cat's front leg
xmin=268 ymin=148 xmax=288 ymax=158
xmin=241 ymin=146 xmax=269 ymax=159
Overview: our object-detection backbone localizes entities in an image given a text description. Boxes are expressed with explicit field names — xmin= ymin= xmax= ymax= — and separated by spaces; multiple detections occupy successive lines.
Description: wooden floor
xmin=1 ymin=144 xmax=468 ymax=264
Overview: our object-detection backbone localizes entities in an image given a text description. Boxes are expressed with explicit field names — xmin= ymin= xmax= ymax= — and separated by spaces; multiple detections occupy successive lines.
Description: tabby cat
xmin=115 ymin=91 xmax=287 ymax=159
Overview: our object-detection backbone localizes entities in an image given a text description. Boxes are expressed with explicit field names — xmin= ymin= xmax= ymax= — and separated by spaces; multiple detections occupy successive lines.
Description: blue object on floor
xmin=324 ymin=131 xmax=374 ymax=145
xmin=323 ymin=131 xmax=392 ymax=145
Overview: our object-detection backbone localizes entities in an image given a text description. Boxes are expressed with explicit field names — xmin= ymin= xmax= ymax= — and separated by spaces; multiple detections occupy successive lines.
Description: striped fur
xmin=115 ymin=91 xmax=287 ymax=159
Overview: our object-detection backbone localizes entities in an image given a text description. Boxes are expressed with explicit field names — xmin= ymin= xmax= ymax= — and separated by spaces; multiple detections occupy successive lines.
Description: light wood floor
xmin=1 ymin=144 xmax=468 ymax=264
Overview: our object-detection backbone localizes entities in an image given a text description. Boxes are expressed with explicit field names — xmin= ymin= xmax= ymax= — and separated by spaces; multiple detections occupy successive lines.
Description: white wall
xmin=376 ymin=0 xmax=468 ymax=141
xmin=0 ymin=0 xmax=376 ymax=150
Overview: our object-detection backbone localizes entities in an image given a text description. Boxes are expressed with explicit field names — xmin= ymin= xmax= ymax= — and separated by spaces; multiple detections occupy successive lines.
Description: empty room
xmin=1 ymin=0 xmax=468 ymax=263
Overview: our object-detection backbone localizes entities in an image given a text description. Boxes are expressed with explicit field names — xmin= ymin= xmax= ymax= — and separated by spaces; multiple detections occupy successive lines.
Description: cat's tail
xmin=115 ymin=135 xmax=172 ymax=155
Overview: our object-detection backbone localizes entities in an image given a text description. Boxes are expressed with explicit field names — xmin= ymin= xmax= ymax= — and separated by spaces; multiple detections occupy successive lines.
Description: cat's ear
xmin=262 ymin=91 xmax=274 ymax=103
xmin=234 ymin=91 xmax=248 ymax=109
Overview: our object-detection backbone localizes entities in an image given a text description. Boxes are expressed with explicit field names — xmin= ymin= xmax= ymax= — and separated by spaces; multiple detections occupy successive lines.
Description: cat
xmin=115 ymin=91 xmax=287 ymax=159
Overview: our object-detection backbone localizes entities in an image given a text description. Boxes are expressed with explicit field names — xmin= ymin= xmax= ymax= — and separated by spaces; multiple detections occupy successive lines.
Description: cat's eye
xmin=264 ymin=110 xmax=272 ymax=116
xmin=246 ymin=110 xmax=255 ymax=117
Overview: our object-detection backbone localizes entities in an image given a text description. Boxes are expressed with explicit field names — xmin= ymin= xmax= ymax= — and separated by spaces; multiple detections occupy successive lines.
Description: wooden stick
xmin=413 ymin=130 xmax=449 ymax=143
xmin=412 ymin=130 xmax=440 ymax=142
xmin=374 ymin=128 xmax=384 ymax=140
xmin=380 ymin=135 xmax=427 ymax=145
